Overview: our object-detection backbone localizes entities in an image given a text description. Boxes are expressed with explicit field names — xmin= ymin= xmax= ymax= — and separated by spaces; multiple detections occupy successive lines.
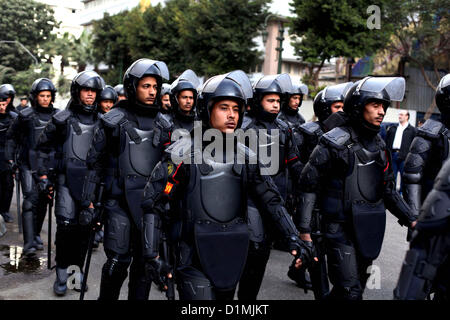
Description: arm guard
xmin=384 ymin=180 xmax=416 ymax=226
xmin=81 ymin=170 xmax=100 ymax=207
xmin=297 ymin=192 xmax=317 ymax=233
xmin=142 ymin=213 xmax=162 ymax=259
xmin=35 ymin=119 xmax=60 ymax=176
xmin=5 ymin=115 xmax=21 ymax=161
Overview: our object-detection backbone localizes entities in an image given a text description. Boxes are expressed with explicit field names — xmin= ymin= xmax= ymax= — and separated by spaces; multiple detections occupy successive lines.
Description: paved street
xmin=0 ymin=185 xmax=409 ymax=300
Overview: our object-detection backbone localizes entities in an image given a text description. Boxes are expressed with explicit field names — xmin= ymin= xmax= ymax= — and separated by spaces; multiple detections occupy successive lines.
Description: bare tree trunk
xmin=313 ymin=58 xmax=325 ymax=87
xmin=407 ymin=56 xmax=437 ymax=91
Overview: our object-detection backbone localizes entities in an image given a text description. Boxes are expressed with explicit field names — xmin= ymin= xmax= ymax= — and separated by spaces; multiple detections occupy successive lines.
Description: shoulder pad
xmin=418 ymin=119 xmax=443 ymax=139
xmin=321 ymin=127 xmax=351 ymax=149
xmin=102 ymin=108 xmax=125 ymax=128
xmin=52 ymin=109 xmax=71 ymax=124
xmin=155 ymin=112 xmax=174 ymax=130
xmin=236 ymin=142 xmax=258 ymax=164
xmin=434 ymin=160 xmax=450 ymax=192
xmin=9 ymin=111 xmax=18 ymax=119
xmin=165 ymin=136 xmax=193 ymax=164
xmin=19 ymin=107 xmax=34 ymax=118
xmin=275 ymin=117 xmax=289 ymax=130
xmin=299 ymin=121 xmax=321 ymax=136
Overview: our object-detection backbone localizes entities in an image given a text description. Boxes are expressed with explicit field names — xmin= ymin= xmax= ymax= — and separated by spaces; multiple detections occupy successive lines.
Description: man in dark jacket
xmin=385 ymin=110 xmax=416 ymax=191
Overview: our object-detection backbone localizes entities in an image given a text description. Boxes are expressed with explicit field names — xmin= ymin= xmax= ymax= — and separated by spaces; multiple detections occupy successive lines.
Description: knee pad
xmin=177 ymin=266 xmax=215 ymax=300
xmin=55 ymin=184 xmax=77 ymax=225
xmin=326 ymin=239 xmax=360 ymax=292
xmin=103 ymin=205 xmax=131 ymax=255
xmin=22 ymin=199 xmax=33 ymax=212
xmin=102 ymin=257 xmax=129 ymax=280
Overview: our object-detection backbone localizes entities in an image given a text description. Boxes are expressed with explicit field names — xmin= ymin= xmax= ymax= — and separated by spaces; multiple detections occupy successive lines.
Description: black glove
xmin=288 ymin=235 xmax=318 ymax=268
xmin=145 ymin=257 xmax=172 ymax=291
xmin=79 ymin=207 xmax=97 ymax=226
xmin=37 ymin=178 xmax=53 ymax=198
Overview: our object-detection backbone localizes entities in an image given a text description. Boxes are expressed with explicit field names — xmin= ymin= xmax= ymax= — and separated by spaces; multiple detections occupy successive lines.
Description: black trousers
xmin=0 ymin=169 xmax=14 ymax=213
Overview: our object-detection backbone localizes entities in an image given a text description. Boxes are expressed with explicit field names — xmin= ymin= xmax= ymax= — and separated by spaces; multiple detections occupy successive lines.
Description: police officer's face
xmin=80 ymin=88 xmax=97 ymax=105
xmin=100 ymin=100 xmax=114 ymax=113
xmin=136 ymin=76 xmax=158 ymax=105
xmin=210 ymin=99 xmax=240 ymax=133
xmin=289 ymin=95 xmax=301 ymax=110
xmin=330 ymin=101 xmax=344 ymax=113
xmin=20 ymin=99 xmax=27 ymax=106
xmin=0 ymin=101 xmax=7 ymax=114
xmin=161 ymin=94 xmax=171 ymax=110
xmin=261 ymin=94 xmax=281 ymax=114
xmin=363 ymin=101 xmax=385 ymax=126
xmin=37 ymin=91 xmax=52 ymax=108
xmin=178 ymin=90 xmax=194 ymax=114
xmin=118 ymin=95 xmax=126 ymax=101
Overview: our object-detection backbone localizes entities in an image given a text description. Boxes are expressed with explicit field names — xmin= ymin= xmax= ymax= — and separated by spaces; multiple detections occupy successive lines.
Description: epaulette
xmin=320 ymin=127 xmax=351 ymax=149
xmin=298 ymin=121 xmax=322 ymax=136
xmin=102 ymin=108 xmax=125 ymax=128
xmin=52 ymin=109 xmax=71 ymax=124
xmin=418 ymin=119 xmax=443 ymax=139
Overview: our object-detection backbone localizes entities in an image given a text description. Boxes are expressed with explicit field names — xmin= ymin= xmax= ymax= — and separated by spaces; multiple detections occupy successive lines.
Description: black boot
xmin=33 ymin=235 xmax=44 ymax=250
xmin=1 ymin=211 xmax=13 ymax=223
xmin=22 ymin=211 xmax=37 ymax=257
xmin=53 ymin=267 xmax=68 ymax=296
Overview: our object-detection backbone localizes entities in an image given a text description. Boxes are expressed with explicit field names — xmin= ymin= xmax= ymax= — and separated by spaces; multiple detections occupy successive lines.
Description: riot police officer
xmin=0 ymin=84 xmax=18 ymax=114
xmin=169 ymin=69 xmax=200 ymax=132
xmin=140 ymin=70 xmax=311 ymax=300
xmin=114 ymin=84 xmax=126 ymax=101
xmin=160 ymin=83 xmax=172 ymax=114
xmin=288 ymin=82 xmax=353 ymax=299
xmin=81 ymin=59 xmax=172 ymax=300
xmin=277 ymin=83 xmax=308 ymax=128
xmin=98 ymin=85 xmax=118 ymax=115
xmin=394 ymin=158 xmax=450 ymax=300
xmin=6 ymin=78 xmax=59 ymax=256
xmin=35 ymin=71 xmax=105 ymax=296
xmin=402 ymin=74 xmax=450 ymax=231
xmin=299 ymin=77 xmax=416 ymax=300
xmin=0 ymin=92 xmax=16 ymax=226
xmin=238 ymin=74 xmax=309 ymax=300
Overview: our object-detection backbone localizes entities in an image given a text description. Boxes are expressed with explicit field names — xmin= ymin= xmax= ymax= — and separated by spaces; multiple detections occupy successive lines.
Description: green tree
xmin=0 ymin=0 xmax=58 ymax=72
xmin=289 ymin=0 xmax=395 ymax=87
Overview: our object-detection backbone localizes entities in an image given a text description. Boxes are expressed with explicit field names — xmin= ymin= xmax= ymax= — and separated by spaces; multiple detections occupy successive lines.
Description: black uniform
xmin=141 ymin=70 xmax=309 ymax=300
xmin=394 ymin=158 xmax=450 ymax=300
xmin=0 ymin=108 xmax=16 ymax=223
xmin=277 ymin=83 xmax=308 ymax=130
xmin=35 ymin=71 xmax=105 ymax=296
xmin=402 ymin=74 xmax=450 ymax=224
xmin=299 ymin=77 xmax=416 ymax=300
xmin=82 ymin=59 xmax=172 ymax=300
xmin=0 ymin=84 xmax=18 ymax=115
xmin=289 ymin=82 xmax=353 ymax=299
xmin=238 ymin=74 xmax=308 ymax=300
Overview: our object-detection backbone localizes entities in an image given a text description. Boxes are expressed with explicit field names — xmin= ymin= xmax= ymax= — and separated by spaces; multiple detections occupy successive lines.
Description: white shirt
xmin=392 ymin=122 xmax=409 ymax=150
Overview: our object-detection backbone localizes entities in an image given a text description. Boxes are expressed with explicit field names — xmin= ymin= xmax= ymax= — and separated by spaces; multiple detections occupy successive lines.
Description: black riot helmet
xmin=251 ymin=74 xmax=292 ymax=110
xmin=170 ymin=69 xmax=200 ymax=113
xmin=283 ymin=82 xmax=308 ymax=112
xmin=70 ymin=70 xmax=105 ymax=113
xmin=313 ymin=82 xmax=353 ymax=122
xmin=197 ymin=70 xmax=253 ymax=129
xmin=29 ymin=78 xmax=57 ymax=107
xmin=343 ymin=76 xmax=405 ymax=133
xmin=114 ymin=84 xmax=125 ymax=97
xmin=122 ymin=58 xmax=169 ymax=109
xmin=0 ymin=84 xmax=16 ymax=111
xmin=435 ymin=74 xmax=450 ymax=114
xmin=99 ymin=85 xmax=118 ymax=103
xmin=161 ymin=83 xmax=171 ymax=97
